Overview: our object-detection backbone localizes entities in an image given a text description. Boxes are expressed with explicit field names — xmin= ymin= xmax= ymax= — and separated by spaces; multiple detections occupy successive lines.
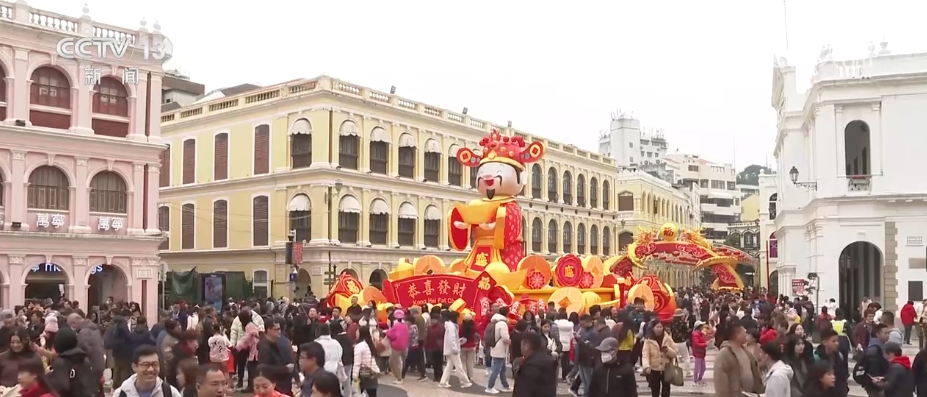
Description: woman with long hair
xmin=802 ymin=361 xmax=841 ymax=397
xmin=175 ymin=359 xmax=199 ymax=397
xmin=458 ymin=312 xmax=478 ymax=381
xmin=235 ymin=312 xmax=260 ymax=393
xmin=251 ymin=365 xmax=288 ymax=397
xmin=787 ymin=323 xmax=815 ymax=362
xmin=166 ymin=329 xmax=200 ymax=390
xmin=0 ymin=328 xmax=38 ymax=386
xmin=352 ymin=326 xmax=381 ymax=397
xmin=16 ymin=357 xmax=57 ymax=397
xmin=642 ymin=320 xmax=677 ymax=397
xmin=784 ymin=334 xmax=810 ymax=396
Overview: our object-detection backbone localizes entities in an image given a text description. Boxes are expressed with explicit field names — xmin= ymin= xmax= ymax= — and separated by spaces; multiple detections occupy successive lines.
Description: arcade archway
xmin=341 ymin=269 xmax=359 ymax=279
xmin=369 ymin=269 xmax=387 ymax=290
xmin=295 ymin=268 xmax=312 ymax=299
xmin=88 ymin=264 xmax=128 ymax=306
xmin=839 ymin=241 xmax=882 ymax=317
xmin=769 ymin=270 xmax=779 ymax=297
xmin=25 ymin=263 xmax=68 ymax=301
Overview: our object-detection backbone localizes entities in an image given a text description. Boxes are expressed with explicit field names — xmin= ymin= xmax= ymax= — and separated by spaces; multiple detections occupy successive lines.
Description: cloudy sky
xmin=34 ymin=0 xmax=924 ymax=169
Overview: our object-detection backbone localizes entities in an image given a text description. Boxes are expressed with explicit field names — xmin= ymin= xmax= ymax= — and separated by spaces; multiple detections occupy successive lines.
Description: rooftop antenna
xmin=783 ymin=0 xmax=790 ymax=52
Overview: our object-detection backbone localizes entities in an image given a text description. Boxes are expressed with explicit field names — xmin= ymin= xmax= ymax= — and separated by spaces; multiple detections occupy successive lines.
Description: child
xmin=691 ymin=321 xmax=709 ymax=385
xmin=208 ymin=324 xmax=231 ymax=369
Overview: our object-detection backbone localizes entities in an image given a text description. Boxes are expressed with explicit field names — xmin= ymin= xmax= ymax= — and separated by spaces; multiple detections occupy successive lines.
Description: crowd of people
xmin=5 ymin=289 xmax=927 ymax=397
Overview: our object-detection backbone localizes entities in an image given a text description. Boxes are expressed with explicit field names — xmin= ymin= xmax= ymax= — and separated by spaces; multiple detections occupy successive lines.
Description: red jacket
xmin=691 ymin=330 xmax=708 ymax=358
xmin=423 ymin=323 xmax=444 ymax=352
xmin=901 ymin=304 xmax=917 ymax=325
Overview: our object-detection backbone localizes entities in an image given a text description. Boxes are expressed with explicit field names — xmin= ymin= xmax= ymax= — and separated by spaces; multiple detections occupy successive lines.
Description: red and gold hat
xmin=455 ymin=129 xmax=544 ymax=170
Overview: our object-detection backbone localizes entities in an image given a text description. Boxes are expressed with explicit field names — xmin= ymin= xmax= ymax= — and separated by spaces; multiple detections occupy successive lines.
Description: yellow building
xmin=740 ymin=195 xmax=760 ymax=222
xmin=158 ymin=75 xmax=700 ymax=296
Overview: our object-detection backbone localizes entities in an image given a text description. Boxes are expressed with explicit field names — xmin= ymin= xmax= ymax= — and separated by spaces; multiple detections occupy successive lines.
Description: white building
xmin=598 ymin=113 xmax=670 ymax=178
xmin=771 ymin=42 xmax=927 ymax=313
xmin=664 ymin=153 xmax=740 ymax=242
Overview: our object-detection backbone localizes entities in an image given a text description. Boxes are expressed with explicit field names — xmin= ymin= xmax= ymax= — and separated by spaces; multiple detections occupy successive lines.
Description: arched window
xmin=27 ymin=166 xmax=69 ymax=210
xmin=617 ymin=191 xmax=634 ymax=212
xmin=339 ymin=121 xmax=360 ymax=170
xmin=338 ymin=195 xmax=361 ymax=244
xmin=469 ymin=167 xmax=478 ymax=189
xmin=398 ymin=134 xmax=416 ymax=179
xmin=254 ymin=125 xmax=270 ymax=175
xmin=181 ymin=203 xmax=195 ymax=249
xmin=290 ymin=119 xmax=312 ymax=169
xmin=844 ymin=120 xmax=871 ymax=177
xmin=577 ymin=223 xmax=586 ymax=254
xmin=547 ymin=167 xmax=558 ymax=203
xmin=423 ymin=206 xmax=441 ymax=248
xmin=447 ymin=145 xmax=462 ymax=186
xmin=288 ymin=194 xmax=311 ymax=243
xmin=531 ymin=164 xmax=543 ymax=199
xmin=531 ymin=217 xmax=543 ymax=252
xmin=563 ymin=221 xmax=573 ymax=253
xmin=369 ymin=127 xmax=389 ymax=175
xmin=590 ymin=225 xmax=599 ymax=255
xmin=562 ymin=171 xmax=573 ymax=205
xmin=92 ymin=77 xmax=128 ymax=116
xmin=397 ymin=202 xmax=416 ymax=247
xmin=252 ymin=196 xmax=269 ymax=246
xmin=214 ymin=133 xmax=229 ymax=181
xmin=602 ymin=181 xmax=611 ymax=210
xmin=213 ymin=200 xmax=228 ymax=248
xmin=30 ymin=67 xmax=70 ymax=108
xmin=576 ymin=175 xmax=586 ymax=207
xmin=590 ymin=178 xmax=598 ymax=208
xmin=89 ymin=171 xmax=127 ymax=213
xmin=618 ymin=232 xmax=634 ymax=252
xmin=603 ymin=227 xmax=612 ymax=255
xmin=369 ymin=199 xmax=390 ymax=245
xmin=0 ymin=64 xmax=6 ymax=104
xmin=158 ymin=206 xmax=170 ymax=250
xmin=769 ymin=193 xmax=778 ymax=220
xmin=423 ymin=139 xmax=441 ymax=182
xmin=547 ymin=220 xmax=558 ymax=253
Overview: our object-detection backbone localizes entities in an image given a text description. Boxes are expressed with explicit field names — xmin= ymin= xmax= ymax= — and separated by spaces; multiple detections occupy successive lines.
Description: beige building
xmin=158 ymin=76 xmax=700 ymax=296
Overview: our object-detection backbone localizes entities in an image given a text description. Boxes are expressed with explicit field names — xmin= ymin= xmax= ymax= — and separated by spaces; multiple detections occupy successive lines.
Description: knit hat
xmin=393 ymin=310 xmax=405 ymax=320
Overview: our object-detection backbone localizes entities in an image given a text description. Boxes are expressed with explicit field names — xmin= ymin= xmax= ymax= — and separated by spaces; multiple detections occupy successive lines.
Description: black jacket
xmin=912 ymin=349 xmax=927 ymax=397
xmin=334 ymin=333 xmax=354 ymax=366
xmin=512 ymin=351 xmax=557 ymax=397
xmin=257 ymin=337 xmax=292 ymax=395
xmin=880 ymin=359 xmax=914 ymax=397
xmin=587 ymin=360 xmax=637 ymax=397
xmin=814 ymin=345 xmax=849 ymax=397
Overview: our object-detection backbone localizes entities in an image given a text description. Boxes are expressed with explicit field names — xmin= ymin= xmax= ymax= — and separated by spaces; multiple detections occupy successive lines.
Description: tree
xmin=736 ymin=164 xmax=773 ymax=185
xmin=724 ymin=233 xmax=741 ymax=249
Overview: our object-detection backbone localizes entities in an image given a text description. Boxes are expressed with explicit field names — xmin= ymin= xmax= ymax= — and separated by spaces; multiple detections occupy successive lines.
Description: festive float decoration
xmin=323 ymin=131 xmax=753 ymax=325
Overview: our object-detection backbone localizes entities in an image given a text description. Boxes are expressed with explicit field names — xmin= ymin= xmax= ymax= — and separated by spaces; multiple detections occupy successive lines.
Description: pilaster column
xmin=72 ymin=257 xmax=88 ymax=305
xmin=126 ymin=96 xmax=145 ymax=142
xmin=439 ymin=199 xmax=449 ymax=250
xmin=10 ymin=49 xmax=30 ymax=124
xmin=8 ymin=256 xmax=24 ymax=307
xmin=70 ymin=65 xmax=93 ymax=135
xmin=72 ymin=158 xmax=90 ymax=233
xmin=389 ymin=193 xmax=399 ymax=248
xmin=130 ymin=163 xmax=146 ymax=234
xmin=415 ymin=202 xmax=424 ymax=249
xmin=415 ymin=146 xmax=424 ymax=181
xmin=9 ymin=151 xmax=25 ymax=227
xmin=2 ymin=76 xmax=12 ymax=124
xmin=145 ymin=164 xmax=161 ymax=234
xmin=147 ymin=74 xmax=163 ymax=143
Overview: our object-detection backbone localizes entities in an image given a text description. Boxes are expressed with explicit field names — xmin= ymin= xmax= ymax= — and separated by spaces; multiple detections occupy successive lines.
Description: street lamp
xmin=789 ymin=166 xmax=818 ymax=190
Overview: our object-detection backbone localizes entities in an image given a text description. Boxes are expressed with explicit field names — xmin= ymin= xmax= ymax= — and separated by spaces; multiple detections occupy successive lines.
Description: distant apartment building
xmin=597 ymin=113 xmax=670 ymax=179
xmin=664 ymin=153 xmax=740 ymax=242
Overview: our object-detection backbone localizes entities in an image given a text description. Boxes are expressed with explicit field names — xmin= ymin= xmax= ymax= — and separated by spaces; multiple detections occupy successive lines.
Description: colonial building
xmin=665 ymin=153 xmax=741 ymax=242
xmin=771 ymin=42 xmax=927 ymax=311
xmin=0 ymin=3 xmax=169 ymax=319
xmin=158 ymin=76 xmax=700 ymax=295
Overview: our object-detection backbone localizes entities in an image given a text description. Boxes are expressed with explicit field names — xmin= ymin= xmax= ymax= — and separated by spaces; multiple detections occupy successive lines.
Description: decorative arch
xmin=340 ymin=268 xmax=359 ymax=279
xmin=86 ymin=258 xmax=132 ymax=302
xmin=562 ymin=171 xmax=573 ymax=204
xmin=290 ymin=118 xmax=312 ymax=135
xmin=531 ymin=164 xmax=543 ymax=199
xmin=85 ymin=165 xmax=135 ymax=192
xmin=24 ymin=162 xmax=76 ymax=188
xmin=844 ymin=120 xmax=871 ymax=176
xmin=22 ymin=256 xmax=74 ymax=285
xmin=0 ymin=50 xmax=13 ymax=83
xmin=26 ymin=62 xmax=75 ymax=89
xmin=339 ymin=120 xmax=360 ymax=136
xmin=368 ymin=197 xmax=391 ymax=215
xmin=0 ymin=156 xmax=12 ymax=184
xmin=94 ymin=75 xmax=135 ymax=108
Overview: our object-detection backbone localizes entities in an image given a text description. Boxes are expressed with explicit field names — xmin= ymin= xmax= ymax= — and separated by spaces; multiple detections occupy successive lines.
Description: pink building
xmin=0 ymin=2 xmax=168 ymax=322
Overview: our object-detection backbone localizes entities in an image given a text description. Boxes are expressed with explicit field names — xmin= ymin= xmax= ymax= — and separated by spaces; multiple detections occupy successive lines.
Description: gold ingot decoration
xmin=455 ymin=201 xmax=500 ymax=224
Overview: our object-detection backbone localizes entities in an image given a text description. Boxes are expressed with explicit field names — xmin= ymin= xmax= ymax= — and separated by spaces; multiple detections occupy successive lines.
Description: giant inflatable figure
xmin=448 ymin=130 xmax=545 ymax=272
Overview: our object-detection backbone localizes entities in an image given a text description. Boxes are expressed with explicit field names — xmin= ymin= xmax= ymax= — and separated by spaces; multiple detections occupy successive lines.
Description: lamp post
xmin=325 ymin=180 xmax=344 ymax=289
xmin=789 ymin=166 xmax=818 ymax=190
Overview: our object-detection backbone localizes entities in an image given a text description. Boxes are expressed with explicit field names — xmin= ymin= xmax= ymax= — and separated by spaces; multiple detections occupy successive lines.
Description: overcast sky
xmin=33 ymin=0 xmax=924 ymax=169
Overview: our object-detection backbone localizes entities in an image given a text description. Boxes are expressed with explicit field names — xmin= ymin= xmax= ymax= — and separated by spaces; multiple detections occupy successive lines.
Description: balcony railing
xmin=847 ymin=175 xmax=871 ymax=192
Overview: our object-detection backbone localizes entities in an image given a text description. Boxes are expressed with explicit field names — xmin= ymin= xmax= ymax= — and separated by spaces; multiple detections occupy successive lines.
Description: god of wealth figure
xmin=448 ymin=130 xmax=545 ymax=272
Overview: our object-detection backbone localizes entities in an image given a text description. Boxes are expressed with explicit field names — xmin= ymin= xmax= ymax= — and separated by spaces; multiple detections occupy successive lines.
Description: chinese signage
xmin=383 ymin=272 xmax=496 ymax=309
xmin=792 ymin=278 xmax=809 ymax=296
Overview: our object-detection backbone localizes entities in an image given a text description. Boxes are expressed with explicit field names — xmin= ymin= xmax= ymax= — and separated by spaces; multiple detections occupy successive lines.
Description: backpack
xmin=483 ymin=320 xmax=499 ymax=348
xmin=119 ymin=381 xmax=173 ymax=397
xmin=853 ymin=344 xmax=882 ymax=388
xmin=55 ymin=359 xmax=100 ymax=397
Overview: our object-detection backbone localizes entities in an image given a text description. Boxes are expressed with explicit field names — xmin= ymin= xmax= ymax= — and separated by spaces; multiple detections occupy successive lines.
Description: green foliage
xmin=736 ymin=164 xmax=772 ymax=185
xmin=724 ymin=233 xmax=741 ymax=248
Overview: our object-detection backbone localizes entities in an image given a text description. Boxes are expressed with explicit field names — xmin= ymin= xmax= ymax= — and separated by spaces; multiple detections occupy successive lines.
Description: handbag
xmin=357 ymin=365 xmax=378 ymax=390
xmin=663 ymin=359 xmax=684 ymax=386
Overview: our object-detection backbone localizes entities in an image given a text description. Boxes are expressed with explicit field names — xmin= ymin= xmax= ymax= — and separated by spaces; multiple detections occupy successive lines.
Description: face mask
xmin=601 ymin=353 xmax=613 ymax=363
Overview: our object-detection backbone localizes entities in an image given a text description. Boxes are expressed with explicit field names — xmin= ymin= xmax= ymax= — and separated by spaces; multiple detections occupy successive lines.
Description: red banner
xmin=383 ymin=272 xmax=496 ymax=310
